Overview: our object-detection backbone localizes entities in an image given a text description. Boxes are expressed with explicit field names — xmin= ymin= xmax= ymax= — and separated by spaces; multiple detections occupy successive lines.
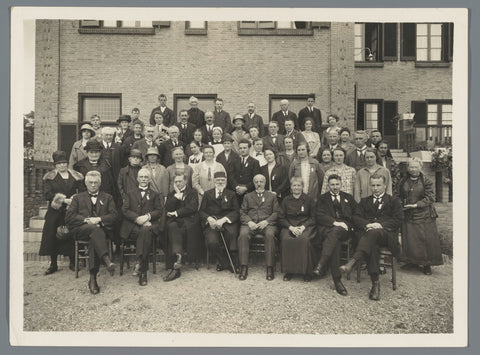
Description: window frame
xmin=355 ymin=22 xmax=399 ymax=65
xmin=173 ymin=93 xmax=218 ymax=120
xmin=185 ymin=21 xmax=208 ymax=35
xmin=416 ymin=23 xmax=443 ymax=62
xmin=268 ymin=94 xmax=310 ymax=122
xmin=78 ymin=93 xmax=122 ymax=126
xmin=238 ymin=21 xmax=314 ymax=36
xmin=78 ymin=20 xmax=156 ymax=35
xmin=411 ymin=99 xmax=452 ymax=146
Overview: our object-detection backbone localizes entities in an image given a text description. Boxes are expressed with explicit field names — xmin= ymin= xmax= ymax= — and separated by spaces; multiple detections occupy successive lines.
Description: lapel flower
xmin=224 ymin=196 xmax=228 ymax=203
xmin=272 ymin=175 xmax=276 ymax=181
xmin=99 ymin=200 xmax=104 ymax=206
xmin=301 ymin=205 xmax=304 ymax=212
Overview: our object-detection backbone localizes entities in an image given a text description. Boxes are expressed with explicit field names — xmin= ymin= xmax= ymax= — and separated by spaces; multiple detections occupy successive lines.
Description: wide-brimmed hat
xmin=233 ymin=114 xmax=245 ymax=123
xmin=52 ymin=150 xmax=68 ymax=164
xmin=145 ymin=147 xmax=160 ymax=157
xmin=80 ymin=123 xmax=96 ymax=136
xmin=222 ymin=133 xmax=234 ymax=143
xmin=214 ymin=171 xmax=227 ymax=179
xmin=117 ymin=115 xmax=132 ymax=123
xmin=129 ymin=149 xmax=143 ymax=160
xmin=85 ymin=139 xmax=103 ymax=152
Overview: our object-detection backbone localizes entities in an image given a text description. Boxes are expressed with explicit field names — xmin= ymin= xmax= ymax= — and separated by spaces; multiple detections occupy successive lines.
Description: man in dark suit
xmin=234 ymin=139 xmax=261 ymax=205
xmin=187 ymin=96 xmax=205 ymax=128
xmin=117 ymin=149 xmax=143 ymax=200
xmin=345 ymin=130 xmax=369 ymax=171
xmin=238 ymin=174 xmax=280 ymax=281
xmin=243 ymin=102 xmax=265 ymax=137
xmin=149 ymin=93 xmax=174 ymax=127
xmin=340 ymin=174 xmax=403 ymax=301
xmin=284 ymin=118 xmax=306 ymax=150
xmin=216 ymin=134 xmax=240 ymax=191
xmin=65 ymin=171 xmax=117 ymax=294
xmin=100 ymin=126 xmax=124 ymax=187
xmin=213 ymin=98 xmax=232 ymax=133
xmin=199 ymin=171 xmax=240 ymax=272
xmin=132 ymin=125 xmax=158 ymax=162
xmin=199 ymin=111 xmax=215 ymax=144
xmin=175 ymin=109 xmax=196 ymax=145
xmin=314 ymin=174 xmax=357 ymax=296
xmin=158 ymin=126 xmax=184 ymax=167
xmin=262 ymin=121 xmax=286 ymax=153
xmin=164 ymin=173 xmax=202 ymax=281
xmin=271 ymin=99 xmax=299 ymax=135
xmin=120 ymin=168 xmax=164 ymax=286
xmin=298 ymin=94 xmax=322 ymax=134
xmin=121 ymin=119 xmax=144 ymax=166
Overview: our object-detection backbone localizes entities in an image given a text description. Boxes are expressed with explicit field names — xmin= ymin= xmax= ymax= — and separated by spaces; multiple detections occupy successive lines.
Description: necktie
xmin=272 ymin=136 xmax=276 ymax=143
xmin=208 ymin=167 xmax=212 ymax=181
xmin=141 ymin=191 xmax=146 ymax=198
xmin=283 ymin=111 xmax=287 ymax=116
xmin=257 ymin=192 xmax=263 ymax=199
xmin=172 ymin=141 xmax=177 ymax=147
xmin=374 ymin=197 xmax=381 ymax=208
xmin=243 ymin=157 xmax=247 ymax=166
xmin=217 ymin=190 xmax=222 ymax=199
xmin=256 ymin=152 xmax=262 ymax=157
xmin=332 ymin=194 xmax=341 ymax=217
xmin=90 ymin=194 xmax=98 ymax=215
xmin=182 ymin=124 xmax=186 ymax=129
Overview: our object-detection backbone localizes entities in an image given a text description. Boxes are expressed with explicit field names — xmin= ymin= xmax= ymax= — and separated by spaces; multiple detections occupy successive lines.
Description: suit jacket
xmin=120 ymin=186 xmax=165 ymax=239
xmin=175 ymin=121 xmax=197 ymax=145
xmin=159 ymin=139 xmax=185 ymax=167
xmin=353 ymin=194 xmax=404 ymax=256
xmin=216 ymin=150 xmax=240 ymax=190
xmin=260 ymin=163 xmax=290 ymax=200
xmin=242 ymin=113 xmax=265 ymax=137
xmin=150 ymin=106 xmax=175 ymax=126
xmin=234 ymin=155 xmax=261 ymax=192
xmin=240 ymin=190 xmax=279 ymax=225
xmin=65 ymin=190 xmax=118 ymax=234
xmin=121 ymin=135 xmax=143 ymax=165
xmin=213 ymin=110 xmax=232 ymax=133
xmin=199 ymin=125 xmax=214 ymax=144
xmin=315 ymin=191 xmax=356 ymax=237
xmin=345 ymin=149 xmax=367 ymax=171
xmin=199 ymin=188 xmax=239 ymax=226
xmin=132 ymin=138 xmax=159 ymax=162
xmin=271 ymin=110 xmax=299 ymax=135
xmin=284 ymin=129 xmax=306 ymax=149
xmin=187 ymin=107 xmax=205 ymax=128
xmin=100 ymin=141 xmax=124 ymax=182
xmin=263 ymin=134 xmax=286 ymax=153
xmin=74 ymin=158 xmax=116 ymax=197
xmin=298 ymin=106 xmax=322 ymax=133
xmin=165 ymin=186 xmax=200 ymax=226
xmin=117 ymin=165 xmax=141 ymax=199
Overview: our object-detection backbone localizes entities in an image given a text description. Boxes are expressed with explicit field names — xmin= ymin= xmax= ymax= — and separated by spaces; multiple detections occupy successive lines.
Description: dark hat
xmin=84 ymin=139 xmax=103 ymax=152
xmin=117 ymin=115 xmax=132 ymax=123
xmin=214 ymin=171 xmax=227 ymax=179
xmin=52 ymin=150 xmax=68 ymax=165
xmin=129 ymin=149 xmax=143 ymax=160
xmin=80 ymin=123 xmax=96 ymax=136
xmin=222 ymin=133 xmax=234 ymax=143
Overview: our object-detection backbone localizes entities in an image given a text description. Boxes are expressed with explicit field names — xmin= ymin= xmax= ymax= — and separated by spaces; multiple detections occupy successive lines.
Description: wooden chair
xmin=340 ymin=239 xmax=352 ymax=280
xmin=356 ymin=247 xmax=397 ymax=290
xmin=74 ymin=238 xmax=113 ymax=278
xmin=119 ymin=237 xmax=159 ymax=276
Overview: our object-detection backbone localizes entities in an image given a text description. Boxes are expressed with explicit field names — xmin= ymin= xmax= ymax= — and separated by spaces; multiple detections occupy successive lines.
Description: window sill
xmin=185 ymin=29 xmax=208 ymax=35
xmin=238 ymin=28 xmax=313 ymax=36
xmin=355 ymin=62 xmax=385 ymax=68
xmin=415 ymin=62 xmax=451 ymax=68
xmin=78 ymin=27 xmax=155 ymax=35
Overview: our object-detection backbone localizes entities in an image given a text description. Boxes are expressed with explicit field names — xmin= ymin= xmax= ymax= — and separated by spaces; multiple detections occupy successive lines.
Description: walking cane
xmin=219 ymin=230 xmax=237 ymax=276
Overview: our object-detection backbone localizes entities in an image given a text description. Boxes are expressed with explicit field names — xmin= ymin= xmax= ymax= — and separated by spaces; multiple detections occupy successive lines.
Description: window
xmin=269 ymin=94 xmax=310 ymax=122
xmin=365 ymin=103 xmax=379 ymax=130
xmin=173 ymin=93 xmax=218 ymax=121
xmin=401 ymin=23 xmax=453 ymax=63
xmin=185 ymin=21 xmax=208 ymax=35
xmin=355 ymin=23 xmax=398 ymax=63
xmin=78 ymin=20 xmax=168 ymax=34
xmin=416 ymin=24 xmax=442 ymax=61
xmin=411 ymin=100 xmax=452 ymax=145
xmin=238 ymin=21 xmax=313 ymax=36
xmin=356 ymin=100 xmax=383 ymax=131
xmin=78 ymin=93 xmax=122 ymax=124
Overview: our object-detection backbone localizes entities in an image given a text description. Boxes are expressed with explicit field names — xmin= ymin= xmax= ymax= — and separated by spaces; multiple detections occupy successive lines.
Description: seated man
xmin=65 ymin=171 xmax=117 ymax=295
xmin=199 ymin=171 xmax=240 ymax=273
xmin=120 ymin=168 xmax=164 ymax=286
xmin=238 ymin=174 xmax=279 ymax=281
xmin=164 ymin=173 xmax=202 ymax=281
xmin=314 ymin=174 xmax=356 ymax=296
xmin=340 ymin=174 xmax=403 ymax=301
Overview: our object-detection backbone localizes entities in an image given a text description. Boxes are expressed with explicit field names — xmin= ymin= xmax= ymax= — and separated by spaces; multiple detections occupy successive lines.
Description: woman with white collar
xmin=192 ymin=145 xmax=226 ymax=206
xmin=210 ymin=126 xmax=225 ymax=157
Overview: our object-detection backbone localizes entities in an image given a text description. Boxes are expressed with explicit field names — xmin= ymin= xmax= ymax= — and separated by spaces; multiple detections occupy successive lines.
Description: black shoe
xmin=401 ymin=262 xmax=417 ymax=270
xmin=69 ymin=262 xmax=75 ymax=272
xmin=44 ymin=264 xmax=58 ymax=275
xmin=313 ymin=262 xmax=325 ymax=276
xmin=303 ymin=274 xmax=312 ymax=282
xmin=216 ymin=264 xmax=224 ymax=272
xmin=339 ymin=258 xmax=357 ymax=276
xmin=283 ymin=273 xmax=292 ymax=281
xmin=103 ymin=255 xmax=115 ymax=276
xmin=266 ymin=267 xmax=274 ymax=281
xmin=174 ymin=254 xmax=182 ymax=270
xmin=423 ymin=265 xmax=432 ymax=275
xmin=88 ymin=276 xmax=100 ymax=295
xmin=369 ymin=281 xmax=380 ymax=301
xmin=163 ymin=269 xmax=181 ymax=282
xmin=334 ymin=279 xmax=348 ymax=296
xmin=139 ymin=272 xmax=148 ymax=286
xmin=239 ymin=265 xmax=248 ymax=280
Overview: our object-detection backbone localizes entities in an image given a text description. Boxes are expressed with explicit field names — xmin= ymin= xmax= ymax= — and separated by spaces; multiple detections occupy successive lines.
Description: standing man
xmin=340 ymin=174 xmax=403 ymax=301
xmin=199 ymin=111 xmax=215 ymax=144
xmin=65 ymin=171 xmax=117 ymax=294
xmin=216 ymin=134 xmax=240 ymax=191
xmin=314 ymin=174 xmax=356 ymax=296
xmin=187 ymin=96 xmax=205 ymax=128
xmin=90 ymin=114 xmax=103 ymax=141
xmin=262 ymin=121 xmax=285 ymax=153
xmin=234 ymin=139 xmax=261 ymax=205
xmin=271 ymin=99 xmax=298 ymax=135
xmin=120 ymin=168 xmax=164 ymax=286
xmin=150 ymin=94 xmax=174 ymax=127
xmin=284 ymin=118 xmax=306 ymax=150
xmin=122 ymin=119 xmax=144 ymax=165
xmin=199 ymin=171 xmax=240 ymax=273
xmin=238 ymin=174 xmax=279 ymax=281
xmin=158 ymin=126 xmax=184 ymax=167
xmin=175 ymin=109 xmax=197 ymax=145
xmin=346 ymin=130 xmax=369 ymax=171
xmin=132 ymin=125 xmax=159 ymax=162
xmin=114 ymin=114 xmax=133 ymax=144
xmin=243 ymin=102 xmax=265 ymax=137
xmin=298 ymin=93 xmax=322 ymax=133
xmin=213 ymin=98 xmax=232 ymax=133
xmin=325 ymin=130 xmax=340 ymax=152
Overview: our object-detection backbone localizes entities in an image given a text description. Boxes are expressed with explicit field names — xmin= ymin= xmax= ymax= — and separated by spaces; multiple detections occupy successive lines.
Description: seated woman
xmin=187 ymin=140 xmax=204 ymax=167
xmin=399 ymin=158 xmax=443 ymax=275
xmin=166 ymin=147 xmax=193 ymax=192
xmin=40 ymin=151 xmax=84 ymax=274
xmin=316 ymin=148 xmax=334 ymax=173
xmin=192 ymin=145 xmax=227 ymax=206
xmin=302 ymin=118 xmax=321 ymax=158
xmin=278 ymin=177 xmax=318 ymax=282
xmin=321 ymin=147 xmax=356 ymax=195
xmin=260 ymin=148 xmax=289 ymax=203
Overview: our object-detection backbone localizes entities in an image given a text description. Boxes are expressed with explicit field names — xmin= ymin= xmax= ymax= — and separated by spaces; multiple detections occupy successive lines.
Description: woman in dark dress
xmin=399 ymin=157 xmax=443 ymax=275
xmin=279 ymin=177 xmax=318 ymax=282
xmin=39 ymin=151 xmax=84 ymax=274
xmin=260 ymin=148 xmax=289 ymax=203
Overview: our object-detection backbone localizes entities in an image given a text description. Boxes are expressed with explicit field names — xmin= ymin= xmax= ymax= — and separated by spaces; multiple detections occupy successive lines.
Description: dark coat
xmin=298 ymin=106 xmax=322 ymax=133
xmin=278 ymin=193 xmax=316 ymax=229
xmin=117 ymin=165 xmax=141 ymax=199
xmin=234 ymin=155 xmax=261 ymax=192
xmin=121 ymin=135 xmax=143 ymax=165
xmin=263 ymin=134 xmax=286 ymax=154
xmin=198 ymin=125 xmax=214 ymax=144
xmin=199 ymin=188 xmax=239 ymax=226
xmin=240 ymin=190 xmax=279 ymax=225
xmin=242 ymin=113 xmax=265 ymax=137
xmin=271 ymin=110 xmax=299 ymax=135
xmin=345 ymin=149 xmax=367 ymax=171
xmin=113 ymin=127 xmax=133 ymax=144
xmin=213 ymin=110 xmax=232 ymax=133
xmin=100 ymin=142 xmax=124 ymax=182
xmin=398 ymin=173 xmax=437 ymax=222
xmin=187 ymin=107 xmax=205 ymax=128
xmin=132 ymin=138 xmax=159 ymax=162
xmin=74 ymin=158 xmax=116 ymax=197
xmin=150 ymin=106 xmax=175 ymax=127
xmin=260 ymin=163 xmax=290 ymax=200
xmin=284 ymin=129 xmax=306 ymax=149
xmin=315 ymin=191 xmax=356 ymax=237
xmin=216 ymin=150 xmax=241 ymax=190
xmin=158 ymin=139 xmax=185 ymax=167
xmin=175 ymin=121 xmax=197 ymax=146
xmin=120 ymin=186 xmax=165 ymax=239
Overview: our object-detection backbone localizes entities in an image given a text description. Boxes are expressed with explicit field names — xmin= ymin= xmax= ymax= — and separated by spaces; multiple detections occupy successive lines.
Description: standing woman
xmin=321 ymin=147 xmax=356 ymax=195
xmin=192 ymin=145 xmax=226 ymax=206
xmin=316 ymin=148 xmax=334 ymax=173
xmin=322 ymin=114 xmax=342 ymax=146
xmin=277 ymin=136 xmax=296 ymax=168
xmin=399 ymin=158 xmax=443 ymax=275
xmin=231 ymin=114 xmax=250 ymax=153
xmin=143 ymin=147 xmax=169 ymax=199
xmin=261 ymin=148 xmax=289 ymax=203
xmin=185 ymin=129 xmax=206 ymax=158
xmin=339 ymin=127 xmax=356 ymax=154
xmin=279 ymin=177 xmax=318 ymax=282
xmin=39 ymin=151 xmax=84 ymax=274
xmin=68 ymin=124 xmax=95 ymax=169
xmin=302 ymin=118 xmax=321 ymax=158
xmin=187 ymin=141 xmax=204 ymax=167
xmin=289 ymin=142 xmax=324 ymax=203
xmin=210 ymin=126 xmax=225 ymax=157
xmin=167 ymin=147 xmax=193 ymax=192
xmin=354 ymin=147 xmax=392 ymax=202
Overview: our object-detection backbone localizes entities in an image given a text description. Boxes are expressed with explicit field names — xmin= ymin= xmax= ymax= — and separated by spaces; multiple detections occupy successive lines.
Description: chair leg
xmin=356 ymin=259 xmax=361 ymax=283
xmin=108 ymin=240 xmax=113 ymax=260
xmin=152 ymin=237 xmax=157 ymax=274
xmin=75 ymin=241 xmax=79 ymax=279
xmin=392 ymin=256 xmax=397 ymax=290
xmin=120 ymin=241 xmax=124 ymax=276
xmin=206 ymin=248 xmax=210 ymax=269
xmin=346 ymin=241 xmax=351 ymax=281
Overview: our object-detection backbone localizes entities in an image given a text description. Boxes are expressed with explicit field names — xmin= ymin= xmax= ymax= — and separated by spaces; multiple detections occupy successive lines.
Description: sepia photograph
xmin=10 ymin=6 xmax=468 ymax=348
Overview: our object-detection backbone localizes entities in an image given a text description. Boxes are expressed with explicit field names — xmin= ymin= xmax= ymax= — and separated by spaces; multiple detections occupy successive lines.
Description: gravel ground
xmin=23 ymin=260 xmax=453 ymax=334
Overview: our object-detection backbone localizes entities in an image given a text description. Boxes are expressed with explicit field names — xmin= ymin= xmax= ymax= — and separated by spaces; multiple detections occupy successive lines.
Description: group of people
xmin=38 ymin=94 xmax=443 ymax=300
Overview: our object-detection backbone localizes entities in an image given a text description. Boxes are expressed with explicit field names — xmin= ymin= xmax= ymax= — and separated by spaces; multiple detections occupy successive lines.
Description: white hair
xmin=101 ymin=126 xmax=116 ymax=135
xmin=189 ymin=96 xmax=198 ymax=103
xmin=280 ymin=99 xmax=289 ymax=105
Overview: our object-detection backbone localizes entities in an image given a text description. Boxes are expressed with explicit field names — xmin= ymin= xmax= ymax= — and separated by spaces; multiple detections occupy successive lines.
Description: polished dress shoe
xmin=216 ymin=264 xmax=224 ymax=272
xmin=139 ymin=272 xmax=148 ymax=286
xmin=44 ymin=264 xmax=58 ymax=275
xmin=303 ymin=274 xmax=312 ymax=282
xmin=334 ymin=279 xmax=348 ymax=296
xmin=312 ymin=262 xmax=325 ymax=277
xmin=266 ymin=267 xmax=274 ymax=281
xmin=88 ymin=277 xmax=100 ymax=295
xmin=369 ymin=281 xmax=380 ymax=301
xmin=163 ymin=269 xmax=181 ymax=282
xmin=339 ymin=258 xmax=357 ymax=276
xmin=239 ymin=265 xmax=248 ymax=280
xmin=173 ymin=253 xmax=182 ymax=270
xmin=283 ymin=273 xmax=292 ymax=281
xmin=423 ymin=265 xmax=432 ymax=275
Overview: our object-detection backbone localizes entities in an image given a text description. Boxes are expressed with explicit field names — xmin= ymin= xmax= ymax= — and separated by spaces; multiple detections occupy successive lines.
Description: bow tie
xmin=373 ymin=196 xmax=383 ymax=204
xmin=331 ymin=193 xmax=340 ymax=201
xmin=271 ymin=135 xmax=277 ymax=138
xmin=89 ymin=193 xmax=98 ymax=198
xmin=357 ymin=148 xmax=366 ymax=152
xmin=256 ymin=152 xmax=262 ymax=156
